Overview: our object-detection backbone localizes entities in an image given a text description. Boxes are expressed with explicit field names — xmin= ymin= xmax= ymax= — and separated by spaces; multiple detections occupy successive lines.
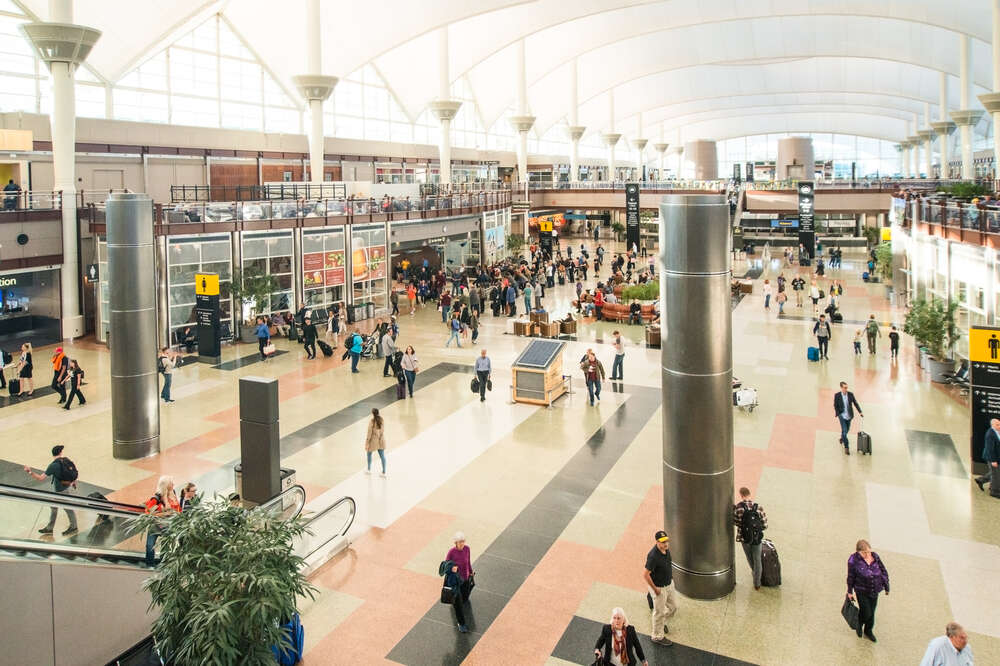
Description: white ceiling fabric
xmin=17 ymin=0 xmax=997 ymax=143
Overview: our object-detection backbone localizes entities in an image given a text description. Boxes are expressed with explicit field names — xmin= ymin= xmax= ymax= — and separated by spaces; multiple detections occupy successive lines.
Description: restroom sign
xmin=195 ymin=272 xmax=220 ymax=296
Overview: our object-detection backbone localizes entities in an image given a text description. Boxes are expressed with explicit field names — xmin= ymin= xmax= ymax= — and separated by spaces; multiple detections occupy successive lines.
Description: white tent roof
xmin=18 ymin=0 xmax=995 ymax=143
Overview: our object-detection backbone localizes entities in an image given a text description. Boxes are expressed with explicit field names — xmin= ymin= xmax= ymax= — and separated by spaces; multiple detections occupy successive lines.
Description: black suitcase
xmin=857 ymin=429 xmax=872 ymax=455
xmin=396 ymin=380 xmax=406 ymax=400
xmin=760 ymin=539 xmax=781 ymax=587
xmin=9 ymin=378 xmax=19 ymax=396
xmin=991 ymin=469 xmax=1000 ymax=498
xmin=317 ymin=340 xmax=333 ymax=357
xmin=831 ymin=311 xmax=843 ymax=323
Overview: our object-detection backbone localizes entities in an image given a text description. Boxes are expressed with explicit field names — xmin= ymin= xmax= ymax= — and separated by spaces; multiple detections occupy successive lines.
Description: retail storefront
xmin=302 ymin=227 xmax=347 ymax=311
xmin=390 ymin=213 xmax=488 ymax=275
xmin=0 ymin=266 xmax=61 ymax=345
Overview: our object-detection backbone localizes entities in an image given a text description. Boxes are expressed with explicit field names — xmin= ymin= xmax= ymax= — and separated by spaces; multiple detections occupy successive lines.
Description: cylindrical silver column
xmin=107 ymin=193 xmax=160 ymax=460
xmin=660 ymin=194 xmax=735 ymax=600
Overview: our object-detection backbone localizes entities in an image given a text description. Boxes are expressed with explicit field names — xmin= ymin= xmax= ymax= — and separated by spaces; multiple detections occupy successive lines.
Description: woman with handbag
xmin=17 ymin=342 xmax=34 ymax=396
xmin=593 ymin=607 xmax=647 ymax=666
xmin=445 ymin=532 xmax=474 ymax=630
xmin=846 ymin=539 xmax=890 ymax=642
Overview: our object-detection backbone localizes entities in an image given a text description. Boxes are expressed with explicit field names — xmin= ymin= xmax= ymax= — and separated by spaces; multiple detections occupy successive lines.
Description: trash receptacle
xmin=366 ymin=302 xmax=375 ymax=320
xmin=233 ymin=464 xmax=297 ymax=509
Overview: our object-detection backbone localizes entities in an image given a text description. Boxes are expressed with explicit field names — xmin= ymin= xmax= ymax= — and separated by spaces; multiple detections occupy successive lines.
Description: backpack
xmin=739 ymin=502 xmax=764 ymax=545
xmin=451 ymin=318 xmax=460 ymax=331
xmin=157 ymin=356 xmax=166 ymax=374
xmin=866 ymin=320 xmax=879 ymax=335
xmin=56 ymin=457 xmax=79 ymax=485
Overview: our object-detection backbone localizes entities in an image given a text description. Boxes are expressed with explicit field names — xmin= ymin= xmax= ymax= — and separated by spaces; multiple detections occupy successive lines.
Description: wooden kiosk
xmin=511 ymin=339 xmax=568 ymax=406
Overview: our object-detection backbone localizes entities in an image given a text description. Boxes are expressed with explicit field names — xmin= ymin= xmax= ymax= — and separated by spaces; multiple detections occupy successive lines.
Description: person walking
xmin=443 ymin=532 xmax=474 ymax=633
xmin=791 ymin=276 xmax=805 ymax=308
xmin=475 ymin=349 xmax=491 ymax=402
xmin=50 ymin=347 xmax=68 ymax=404
xmin=834 ymin=381 xmax=863 ymax=455
xmin=853 ymin=329 xmax=864 ymax=355
xmin=407 ymin=283 xmax=417 ymax=316
xmin=809 ymin=280 xmax=821 ymax=316
xmin=643 ymin=530 xmax=677 ymax=646
xmin=327 ymin=303 xmax=341 ymax=345
xmin=733 ymin=487 xmax=768 ymax=590
xmin=348 ymin=329 xmax=363 ymax=373
xmin=813 ymin=314 xmax=832 ymax=360
xmin=381 ymin=328 xmax=397 ymax=377
xmin=865 ymin=315 xmax=881 ymax=354
xmin=580 ymin=349 xmax=606 ymax=406
xmin=144 ymin=475 xmax=180 ymax=566
xmin=17 ymin=342 xmax=34 ymax=396
xmin=23 ymin=445 xmax=78 ymax=535
xmin=762 ymin=279 xmax=772 ymax=310
xmin=846 ymin=539 xmax=890 ymax=643
xmin=610 ymin=330 xmax=625 ymax=381
xmin=919 ymin=622 xmax=974 ymax=666
xmin=254 ymin=316 xmax=271 ymax=360
xmin=974 ymin=418 xmax=1000 ymax=492
xmin=888 ymin=325 xmax=900 ymax=360
xmin=470 ymin=308 xmax=480 ymax=344
xmin=401 ymin=346 xmax=419 ymax=397
xmin=62 ymin=359 xmax=86 ymax=410
xmin=446 ymin=313 xmax=462 ymax=348
xmin=523 ymin=282 xmax=532 ymax=315
xmin=364 ymin=408 xmax=387 ymax=477
xmin=301 ymin=316 xmax=318 ymax=360
xmin=506 ymin=282 xmax=517 ymax=317
xmin=593 ymin=608 xmax=648 ymax=666
xmin=389 ymin=289 xmax=399 ymax=317
xmin=776 ymin=289 xmax=787 ymax=314
xmin=440 ymin=290 xmax=452 ymax=323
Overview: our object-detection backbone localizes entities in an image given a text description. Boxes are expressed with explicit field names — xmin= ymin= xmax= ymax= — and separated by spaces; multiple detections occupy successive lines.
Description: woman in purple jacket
xmin=846 ymin=539 xmax=890 ymax=642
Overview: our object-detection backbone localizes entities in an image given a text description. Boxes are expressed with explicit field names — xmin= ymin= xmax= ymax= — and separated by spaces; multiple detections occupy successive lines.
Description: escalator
xmin=0 ymin=482 xmax=356 ymax=666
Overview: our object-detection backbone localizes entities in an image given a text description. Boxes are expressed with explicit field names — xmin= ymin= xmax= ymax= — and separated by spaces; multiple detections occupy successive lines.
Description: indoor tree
xmin=225 ymin=267 xmax=279 ymax=338
xmin=132 ymin=497 xmax=315 ymax=665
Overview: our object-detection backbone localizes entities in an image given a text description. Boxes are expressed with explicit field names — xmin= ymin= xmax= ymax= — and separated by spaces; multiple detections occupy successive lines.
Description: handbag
xmin=841 ymin=595 xmax=860 ymax=631
xmin=263 ymin=343 xmax=276 ymax=355
xmin=486 ymin=379 xmax=492 ymax=391
xmin=440 ymin=585 xmax=456 ymax=605
xmin=470 ymin=378 xmax=480 ymax=393
xmin=467 ymin=572 xmax=475 ymax=593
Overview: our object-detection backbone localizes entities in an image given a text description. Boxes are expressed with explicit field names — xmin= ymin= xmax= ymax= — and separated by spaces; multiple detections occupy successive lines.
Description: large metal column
xmin=107 ymin=193 xmax=160 ymax=460
xmin=660 ymin=193 xmax=735 ymax=600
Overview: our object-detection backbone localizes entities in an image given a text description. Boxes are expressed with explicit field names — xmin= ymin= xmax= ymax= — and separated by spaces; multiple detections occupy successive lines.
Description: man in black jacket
xmin=301 ymin=317 xmax=317 ymax=360
xmin=975 ymin=418 xmax=1000 ymax=493
xmin=834 ymin=381 xmax=863 ymax=455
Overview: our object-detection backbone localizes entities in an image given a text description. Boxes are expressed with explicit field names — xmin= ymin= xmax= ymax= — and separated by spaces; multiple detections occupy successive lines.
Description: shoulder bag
xmin=841 ymin=595 xmax=860 ymax=631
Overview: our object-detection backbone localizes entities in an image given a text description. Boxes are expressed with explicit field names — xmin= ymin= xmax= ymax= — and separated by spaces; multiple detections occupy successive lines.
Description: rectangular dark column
xmin=239 ymin=376 xmax=280 ymax=505
xmin=797 ymin=181 xmax=815 ymax=258
xmin=625 ymin=182 xmax=640 ymax=250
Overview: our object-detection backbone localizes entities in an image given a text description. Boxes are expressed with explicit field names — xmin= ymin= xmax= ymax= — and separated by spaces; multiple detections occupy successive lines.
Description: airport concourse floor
xmin=2 ymin=242 xmax=999 ymax=665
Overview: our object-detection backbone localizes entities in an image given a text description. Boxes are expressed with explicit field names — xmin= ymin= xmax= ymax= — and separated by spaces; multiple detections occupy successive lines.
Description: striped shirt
xmin=732 ymin=500 xmax=768 ymax=543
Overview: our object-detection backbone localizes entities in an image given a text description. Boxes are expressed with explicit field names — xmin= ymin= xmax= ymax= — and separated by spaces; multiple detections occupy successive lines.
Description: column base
xmin=113 ymin=435 xmax=160 ymax=460
xmin=62 ymin=314 xmax=84 ymax=340
xmin=671 ymin=563 xmax=735 ymax=600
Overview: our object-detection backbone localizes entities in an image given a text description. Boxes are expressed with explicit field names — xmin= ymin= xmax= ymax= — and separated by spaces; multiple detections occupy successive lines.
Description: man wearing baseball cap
xmin=643 ymin=530 xmax=677 ymax=646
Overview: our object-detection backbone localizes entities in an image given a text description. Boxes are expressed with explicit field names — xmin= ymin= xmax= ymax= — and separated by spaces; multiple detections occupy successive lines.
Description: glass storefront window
xmin=241 ymin=231 xmax=293 ymax=318
xmin=302 ymin=227 xmax=347 ymax=311
xmin=167 ymin=235 xmax=233 ymax=342
xmin=351 ymin=224 xmax=388 ymax=309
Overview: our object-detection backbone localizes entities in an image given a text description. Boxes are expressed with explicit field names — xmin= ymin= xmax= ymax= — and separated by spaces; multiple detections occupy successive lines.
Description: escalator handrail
xmin=258 ymin=483 xmax=307 ymax=520
xmin=0 ymin=482 xmax=146 ymax=518
xmin=300 ymin=495 xmax=356 ymax=560
xmin=0 ymin=537 xmax=148 ymax=566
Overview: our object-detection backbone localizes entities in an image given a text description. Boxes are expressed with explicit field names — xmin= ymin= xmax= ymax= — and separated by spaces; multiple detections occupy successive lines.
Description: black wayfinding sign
xmin=625 ymin=182 xmax=640 ymax=251
xmin=194 ymin=272 xmax=221 ymax=363
xmin=969 ymin=325 xmax=1000 ymax=472
xmin=797 ymin=181 xmax=815 ymax=258
xmin=745 ymin=162 xmax=754 ymax=183
xmin=732 ymin=163 xmax=741 ymax=183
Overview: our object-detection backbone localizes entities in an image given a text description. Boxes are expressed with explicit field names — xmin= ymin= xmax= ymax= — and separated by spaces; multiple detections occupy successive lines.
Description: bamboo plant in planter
xmin=226 ymin=267 xmax=280 ymax=343
xmin=903 ymin=297 xmax=959 ymax=382
xmin=132 ymin=497 xmax=316 ymax=665
xmin=874 ymin=241 xmax=893 ymax=297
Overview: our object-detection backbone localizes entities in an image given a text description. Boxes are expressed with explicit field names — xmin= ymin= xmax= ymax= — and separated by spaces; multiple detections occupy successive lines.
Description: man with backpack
xmin=733 ymin=487 xmax=768 ymax=590
xmin=24 ymin=445 xmax=78 ymax=535
xmin=813 ymin=314 xmax=832 ymax=360
xmin=865 ymin=314 xmax=881 ymax=354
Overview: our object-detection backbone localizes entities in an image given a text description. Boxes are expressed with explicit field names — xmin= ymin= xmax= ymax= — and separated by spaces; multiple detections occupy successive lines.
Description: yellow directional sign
xmin=195 ymin=273 xmax=220 ymax=296
xmin=538 ymin=219 xmax=553 ymax=232
xmin=880 ymin=227 xmax=891 ymax=241
xmin=969 ymin=325 xmax=1000 ymax=364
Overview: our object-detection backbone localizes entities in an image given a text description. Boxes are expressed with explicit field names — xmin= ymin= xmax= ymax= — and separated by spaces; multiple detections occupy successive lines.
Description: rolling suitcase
xmin=317 ymin=340 xmax=333 ymax=357
xmin=831 ymin=311 xmax=844 ymax=323
xmin=857 ymin=426 xmax=872 ymax=455
xmin=991 ymin=469 xmax=1000 ymax=498
xmin=396 ymin=378 xmax=406 ymax=400
xmin=8 ymin=372 xmax=19 ymax=396
xmin=807 ymin=346 xmax=820 ymax=362
xmin=760 ymin=539 xmax=781 ymax=587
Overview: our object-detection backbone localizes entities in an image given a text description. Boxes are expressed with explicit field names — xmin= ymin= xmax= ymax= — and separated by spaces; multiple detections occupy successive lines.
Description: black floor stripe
xmin=212 ymin=349 xmax=288 ymax=370
xmin=386 ymin=389 xmax=661 ymax=666
xmin=553 ymin=615 xmax=755 ymax=666
xmin=190 ymin=362 xmax=472 ymax=494
xmin=905 ymin=429 xmax=969 ymax=478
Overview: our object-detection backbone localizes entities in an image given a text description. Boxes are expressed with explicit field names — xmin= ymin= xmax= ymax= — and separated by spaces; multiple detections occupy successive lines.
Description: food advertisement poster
xmin=325 ymin=250 xmax=345 ymax=286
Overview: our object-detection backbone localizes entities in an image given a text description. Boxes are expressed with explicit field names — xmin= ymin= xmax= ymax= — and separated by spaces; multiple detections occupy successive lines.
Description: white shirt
xmin=763 ymin=284 xmax=772 ymax=296
xmin=919 ymin=635 xmax=974 ymax=666
xmin=608 ymin=628 xmax=626 ymax=666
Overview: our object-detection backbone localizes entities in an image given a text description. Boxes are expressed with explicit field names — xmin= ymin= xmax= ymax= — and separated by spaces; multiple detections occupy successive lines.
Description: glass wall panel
xmin=302 ymin=227 xmax=347 ymax=311
xmin=167 ymin=235 xmax=233 ymax=342
xmin=240 ymin=231 xmax=293 ymax=318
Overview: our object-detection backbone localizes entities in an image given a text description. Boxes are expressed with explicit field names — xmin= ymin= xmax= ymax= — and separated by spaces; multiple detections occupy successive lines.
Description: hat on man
xmin=654 ymin=530 xmax=669 ymax=543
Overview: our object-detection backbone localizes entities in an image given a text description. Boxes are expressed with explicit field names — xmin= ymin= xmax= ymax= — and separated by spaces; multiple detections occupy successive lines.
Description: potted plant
xmin=622 ymin=281 xmax=659 ymax=302
xmin=506 ymin=233 xmax=525 ymax=258
xmin=226 ymin=267 xmax=279 ymax=343
xmin=903 ymin=299 xmax=930 ymax=369
xmin=904 ymin=297 xmax=959 ymax=382
xmin=862 ymin=226 xmax=880 ymax=249
xmin=874 ymin=241 xmax=893 ymax=297
xmin=610 ymin=221 xmax=625 ymax=242
xmin=132 ymin=497 xmax=316 ymax=664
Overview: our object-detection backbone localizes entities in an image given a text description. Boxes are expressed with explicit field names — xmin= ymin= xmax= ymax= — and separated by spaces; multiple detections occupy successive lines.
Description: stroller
xmin=359 ymin=333 xmax=378 ymax=359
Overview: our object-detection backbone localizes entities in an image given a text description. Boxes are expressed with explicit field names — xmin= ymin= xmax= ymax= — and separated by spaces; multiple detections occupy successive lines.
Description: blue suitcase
xmin=272 ymin=613 xmax=304 ymax=665
xmin=807 ymin=346 xmax=820 ymax=362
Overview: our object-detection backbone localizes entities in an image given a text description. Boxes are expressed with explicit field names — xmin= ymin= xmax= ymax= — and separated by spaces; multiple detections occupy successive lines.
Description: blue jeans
xmin=160 ymin=373 xmax=172 ymax=401
xmin=764 ymin=294 xmax=771 ymax=309
xmin=350 ymin=351 xmax=360 ymax=372
xmin=586 ymin=379 xmax=601 ymax=405
xmin=611 ymin=354 xmax=624 ymax=380
xmin=366 ymin=449 xmax=386 ymax=473
xmin=441 ymin=305 xmax=449 ymax=322
xmin=145 ymin=531 xmax=159 ymax=566
xmin=838 ymin=415 xmax=852 ymax=447
xmin=404 ymin=370 xmax=415 ymax=396
xmin=446 ymin=330 xmax=461 ymax=347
